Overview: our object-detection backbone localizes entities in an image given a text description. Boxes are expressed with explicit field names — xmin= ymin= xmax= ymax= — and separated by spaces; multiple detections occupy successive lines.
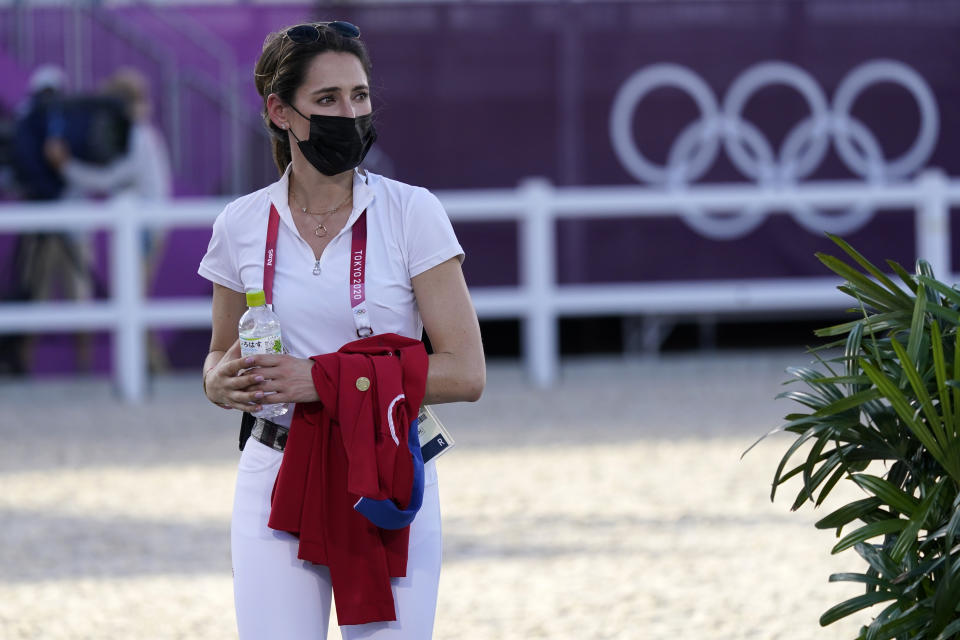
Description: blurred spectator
xmin=46 ymin=69 xmax=171 ymax=202
xmin=44 ymin=67 xmax=173 ymax=371
xmin=1 ymin=65 xmax=76 ymax=374
xmin=45 ymin=67 xmax=172 ymax=262
xmin=13 ymin=64 xmax=67 ymax=201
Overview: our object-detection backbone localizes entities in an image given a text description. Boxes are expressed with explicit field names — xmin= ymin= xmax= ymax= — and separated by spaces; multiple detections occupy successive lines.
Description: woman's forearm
xmin=202 ymin=350 xmax=227 ymax=400
xmin=423 ymin=351 xmax=485 ymax=405
xmin=204 ymin=350 xmax=226 ymax=373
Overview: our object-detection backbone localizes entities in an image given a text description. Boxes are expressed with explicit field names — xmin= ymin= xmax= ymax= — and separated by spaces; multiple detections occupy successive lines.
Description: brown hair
xmin=103 ymin=67 xmax=149 ymax=119
xmin=254 ymin=22 xmax=373 ymax=175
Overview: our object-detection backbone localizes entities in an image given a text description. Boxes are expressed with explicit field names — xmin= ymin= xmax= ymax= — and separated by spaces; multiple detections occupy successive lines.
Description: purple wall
xmin=3 ymin=0 xmax=960 ymax=374
xmin=164 ymin=0 xmax=960 ymax=282
xmin=155 ymin=1 xmax=960 ymax=185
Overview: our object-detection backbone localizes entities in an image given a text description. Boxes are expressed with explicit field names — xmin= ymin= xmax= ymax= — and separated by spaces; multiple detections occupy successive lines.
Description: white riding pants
xmin=231 ymin=437 xmax=442 ymax=639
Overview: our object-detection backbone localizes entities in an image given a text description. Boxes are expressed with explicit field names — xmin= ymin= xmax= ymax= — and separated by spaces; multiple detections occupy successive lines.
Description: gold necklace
xmin=290 ymin=190 xmax=352 ymax=238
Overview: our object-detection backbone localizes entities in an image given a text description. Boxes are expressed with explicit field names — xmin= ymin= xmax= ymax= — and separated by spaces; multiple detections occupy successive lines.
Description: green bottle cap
xmin=245 ymin=290 xmax=266 ymax=307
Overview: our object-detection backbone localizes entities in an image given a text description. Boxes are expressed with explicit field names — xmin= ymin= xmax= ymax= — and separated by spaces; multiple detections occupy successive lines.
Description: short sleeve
xmin=404 ymin=188 xmax=464 ymax=278
xmin=198 ymin=208 xmax=243 ymax=292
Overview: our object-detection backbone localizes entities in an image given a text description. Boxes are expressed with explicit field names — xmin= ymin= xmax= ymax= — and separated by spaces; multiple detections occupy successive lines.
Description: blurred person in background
xmin=2 ymin=65 xmax=75 ymax=373
xmin=44 ymin=67 xmax=173 ymax=371
xmin=44 ymin=67 xmax=172 ymax=278
xmin=198 ymin=20 xmax=484 ymax=639
xmin=13 ymin=65 xmax=66 ymax=201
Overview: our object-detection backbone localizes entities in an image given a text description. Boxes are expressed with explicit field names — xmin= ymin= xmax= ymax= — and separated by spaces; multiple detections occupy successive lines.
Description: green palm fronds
xmin=759 ymin=233 xmax=960 ymax=639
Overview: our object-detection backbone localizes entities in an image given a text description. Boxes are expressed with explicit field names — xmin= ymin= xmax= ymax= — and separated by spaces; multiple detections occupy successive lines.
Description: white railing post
xmin=4 ymin=175 xmax=960 ymax=396
xmin=519 ymin=178 xmax=558 ymax=388
xmin=916 ymin=169 xmax=951 ymax=279
xmin=111 ymin=204 xmax=146 ymax=401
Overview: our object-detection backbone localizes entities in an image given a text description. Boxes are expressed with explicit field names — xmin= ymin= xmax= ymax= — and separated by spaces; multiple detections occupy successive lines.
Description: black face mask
xmin=287 ymin=105 xmax=377 ymax=176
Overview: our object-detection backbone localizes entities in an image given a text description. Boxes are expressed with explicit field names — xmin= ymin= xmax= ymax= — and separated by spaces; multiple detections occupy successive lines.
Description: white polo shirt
xmin=198 ymin=167 xmax=464 ymax=425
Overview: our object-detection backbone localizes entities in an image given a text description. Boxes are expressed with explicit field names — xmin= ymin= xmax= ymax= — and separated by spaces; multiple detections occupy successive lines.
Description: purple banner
xmin=167 ymin=0 xmax=960 ymax=282
xmin=3 ymin=0 xmax=960 ymax=374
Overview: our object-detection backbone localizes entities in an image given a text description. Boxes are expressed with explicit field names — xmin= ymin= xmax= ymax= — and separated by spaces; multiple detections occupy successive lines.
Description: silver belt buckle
xmin=251 ymin=417 xmax=268 ymax=441
xmin=251 ymin=417 xmax=287 ymax=452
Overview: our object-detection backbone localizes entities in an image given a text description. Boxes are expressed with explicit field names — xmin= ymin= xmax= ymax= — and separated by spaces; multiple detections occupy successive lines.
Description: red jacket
xmin=267 ymin=333 xmax=429 ymax=625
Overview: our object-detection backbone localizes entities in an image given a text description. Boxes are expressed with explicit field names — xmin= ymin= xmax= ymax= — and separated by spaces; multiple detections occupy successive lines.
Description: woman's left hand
xmin=243 ymin=354 xmax=319 ymax=405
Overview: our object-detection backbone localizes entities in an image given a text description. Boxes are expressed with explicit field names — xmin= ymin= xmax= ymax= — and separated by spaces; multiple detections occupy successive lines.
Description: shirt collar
xmin=268 ymin=165 xmax=377 ymax=237
xmin=347 ymin=167 xmax=376 ymax=225
xmin=267 ymin=164 xmax=296 ymax=234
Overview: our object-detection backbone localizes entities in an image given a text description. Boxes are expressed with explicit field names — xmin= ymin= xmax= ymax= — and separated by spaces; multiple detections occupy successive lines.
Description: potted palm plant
xmin=752 ymin=234 xmax=960 ymax=638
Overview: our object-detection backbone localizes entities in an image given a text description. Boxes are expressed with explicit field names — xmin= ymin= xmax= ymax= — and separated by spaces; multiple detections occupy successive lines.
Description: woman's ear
xmin=266 ymin=93 xmax=289 ymax=130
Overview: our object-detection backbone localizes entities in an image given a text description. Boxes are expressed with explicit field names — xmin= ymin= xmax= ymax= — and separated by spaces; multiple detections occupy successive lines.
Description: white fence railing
xmin=1 ymin=168 xmax=959 ymax=401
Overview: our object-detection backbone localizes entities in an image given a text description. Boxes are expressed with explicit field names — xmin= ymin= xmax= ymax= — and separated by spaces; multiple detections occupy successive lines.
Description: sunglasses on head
xmin=269 ymin=21 xmax=362 ymax=94
xmin=286 ymin=21 xmax=361 ymax=43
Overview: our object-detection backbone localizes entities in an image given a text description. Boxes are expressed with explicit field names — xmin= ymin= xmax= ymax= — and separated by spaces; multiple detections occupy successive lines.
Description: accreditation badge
xmin=417 ymin=405 xmax=455 ymax=463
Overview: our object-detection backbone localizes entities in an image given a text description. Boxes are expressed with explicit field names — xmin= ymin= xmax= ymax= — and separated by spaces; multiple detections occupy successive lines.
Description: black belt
xmin=250 ymin=417 xmax=289 ymax=452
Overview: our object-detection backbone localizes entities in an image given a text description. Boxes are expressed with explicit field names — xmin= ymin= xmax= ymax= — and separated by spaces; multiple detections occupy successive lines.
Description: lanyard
xmin=264 ymin=203 xmax=373 ymax=338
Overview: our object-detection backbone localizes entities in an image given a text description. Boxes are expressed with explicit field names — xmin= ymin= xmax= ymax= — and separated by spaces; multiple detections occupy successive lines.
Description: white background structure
xmin=0 ymin=170 xmax=958 ymax=401
xmin=610 ymin=60 xmax=941 ymax=239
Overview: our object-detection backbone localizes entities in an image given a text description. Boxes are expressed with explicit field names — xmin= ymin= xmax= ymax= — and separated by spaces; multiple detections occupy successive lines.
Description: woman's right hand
xmin=203 ymin=339 xmax=265 ymax=412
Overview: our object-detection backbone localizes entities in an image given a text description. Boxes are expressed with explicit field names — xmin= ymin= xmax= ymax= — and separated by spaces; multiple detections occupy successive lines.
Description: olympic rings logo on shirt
xmin=609 ymin=60 xmax=940 ymax=240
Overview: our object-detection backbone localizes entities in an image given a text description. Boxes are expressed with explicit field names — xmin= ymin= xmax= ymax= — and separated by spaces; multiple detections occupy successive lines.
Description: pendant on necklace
xmin=314 ymin=223 xmax=328 ymax=238
xmin=312 ymin=260 xmax=321 ymax=276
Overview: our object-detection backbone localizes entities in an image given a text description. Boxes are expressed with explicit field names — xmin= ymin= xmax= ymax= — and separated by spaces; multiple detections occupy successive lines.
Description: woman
xmin=198 ymin=21 xmax=485 ymax=639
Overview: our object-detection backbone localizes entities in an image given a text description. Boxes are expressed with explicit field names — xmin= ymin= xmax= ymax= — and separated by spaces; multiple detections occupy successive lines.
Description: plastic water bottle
xmin=238 ymin=289 xmax=289 ymax=419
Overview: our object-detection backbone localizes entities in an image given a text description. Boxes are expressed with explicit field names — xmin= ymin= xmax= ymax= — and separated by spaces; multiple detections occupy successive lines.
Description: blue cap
xmin=353 ymin=417 xmax=424 ymax=530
